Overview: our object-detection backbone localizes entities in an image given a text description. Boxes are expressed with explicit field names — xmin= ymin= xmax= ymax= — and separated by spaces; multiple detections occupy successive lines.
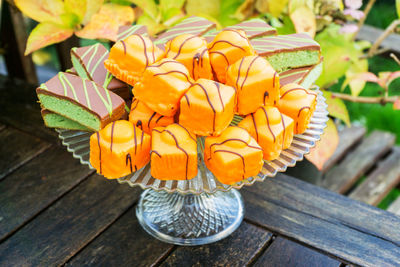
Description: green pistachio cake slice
xmin=251 ymin=33 xmax=321 ymax=72
xmin=37 ymin=72 xmax=125 ymax=132
xmin=41 ymin=109 xmax=91 ymax=131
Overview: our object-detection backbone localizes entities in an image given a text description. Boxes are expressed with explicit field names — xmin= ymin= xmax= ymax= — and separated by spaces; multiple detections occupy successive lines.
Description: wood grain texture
xmin=0 ymin=174 xmax=141 ymax=266
xmin=0 ymin=75 xmax=58 ymax=143
xmin=357 ymin=25 xmax=400 ymax=54
xmin=160 ymin=222 xmax=273 ymax=267
xmin=0 ymin=146 xmax=94 ymax=241
xmin=67 ymin=205 xmax=173 ymax=267
xmin=0 ymin=127 xmax=51 ymax=180
xmin=388 ymin=197 xmax=400 ymax=215
xmin=321 ymin=131 xmax=395 ymax=194
xmin=253 ymin=237 xmax=341 ymax=267
xmin=243 ymin=174 xmax=400 ymax=267
xmin=349 ymin=147 xmax=400 ymax=205
xmin=0 ymin=123 xmax=5 ymax=132
xmin=322 ymin=126 xmax=366 ymax=173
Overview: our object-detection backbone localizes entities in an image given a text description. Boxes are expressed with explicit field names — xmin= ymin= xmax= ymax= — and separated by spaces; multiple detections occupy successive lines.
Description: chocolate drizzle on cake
xmin=281 ymin=87 xmax=317 ymax=99
xmin=195 ymin=83 xmax=216 ymax=132
xmin=261 ymin=106 xmax=276 ymax=143
xmin=96 ymin=132 xmax=102 ymax=174
xmin=120 ymin=40 xmax=127 ymax=55
xmin=126 ymin=153 xmax=133 ymax=172
xmin=164 ymin=129 xmax=190 ymax=180
xmin=280 ymin=113 xmax=286 ymax=149
xmin=148 ymin=112 xmax=157 ymax=128
xmin=154 ymin=70 xmax=193 ymax=84
xmin=251 ymin=113 xmax=259 ymax=142
xmin=110 ymin=121 xmax=116 ymax=152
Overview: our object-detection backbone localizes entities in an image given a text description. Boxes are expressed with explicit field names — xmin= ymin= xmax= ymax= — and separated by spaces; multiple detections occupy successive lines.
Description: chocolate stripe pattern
xmin=117 ymin=24 xmax=148 ymax=41
xmin=37 ymin=72 xmax=124 ymax=120
xmin=251 ymin=33 xmax=320 ymax=56
xmin=154 ymin=16 xmax=216 ymax=46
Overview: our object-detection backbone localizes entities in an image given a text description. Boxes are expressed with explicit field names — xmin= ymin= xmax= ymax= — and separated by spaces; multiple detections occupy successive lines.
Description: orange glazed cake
xmin=151 ymin=124 xmax=197 ymax=180
xmin=276 ymin=83 xmax=317 ymax=134
xmin=90 ymin=120 xmax=151 ymax=179
xmin=238 ymin=106 xmax=294 ymax=160
xmin=104 ymin=34 xmax=164 ymax=86
xmin=165 ymin=34 xmax=212 ymax=80
xmin=226 ymin=55 xmax=280 ymax=115
xmin=204 ymin=126 xmax=263 ymax=184
xmin=129 ymin=98 xmax=174 ymax=134
xmin=208 ymin=29 xmax=256 ymax=83
xmin=133 ymin=59 xmax=193 ymax=116
xmin=179 ymin=79 xmax=236 ymax=136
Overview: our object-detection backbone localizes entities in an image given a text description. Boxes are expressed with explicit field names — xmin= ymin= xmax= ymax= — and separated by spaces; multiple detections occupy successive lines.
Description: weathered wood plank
xmin=322 ymin=126 xmax=366 ymax=173
xmin=0 ymin=1 xmax=38 ymax=84
xmin=243 ymin=174 xmax=400 ymax=267
xmin=0 ymin=123 xmax=5 ymax=132
xmin=0 ymin=127 xmax=51 ymax=181
xmin=349 ymin=147 xmax=400 ymax=206
xmin=0 ymin=174 xmax=142 ymax=266
xmin=321 ymin=131 xmax=395 ymax=194
xmin=67 ymin=205 xmax=173 ymax=267
xmin=0 ymin=75 xmax=59 ymax=143
xmin=0 ymin=146 xmax=94 ymax=241
xmin=388 ymin=197 xmax=400 ymax=215
xmin=357 ymin=25 xmax=400 ymax=54
xmin=160 ymin=222 xmax=273 ymax=267
xmin=253 ymin=237 xmax=341 ymax=267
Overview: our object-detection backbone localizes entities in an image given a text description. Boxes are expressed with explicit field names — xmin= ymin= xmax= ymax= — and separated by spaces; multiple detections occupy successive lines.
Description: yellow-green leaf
xmin=256 ymin=0 xmax=289 ymax=17
xmin=290 ymin=6 xmax=316 ymax=37
xmin=14 ymin=0 xmax=65 ymax=24
xmin=186 ymin=0 xmax=220 ymax=19
xmin=64 ymin=0 xmax=87 ymax=23
xmin=322 ymin=90 xmax=351 ymax=126
xmin=129 ymin=0 xmax=159 ymax=20
xmin=342 ymin=58 xmax=368 ymax=96
xmin=160 ymin=0 xmax=185 ymax=21
xmin=76 ymin=3 xmax=134 ymax=41
xmin=397 ymin=0 xmax=400 ymax=18
xmin=305 ymin=118 xmax=339 ymax=170
xmin=25 ymin=22 xmax=73 ymax=55
xmin=235 ymin=0 xmax=255 ymax=21
xmin=137 ymin=13 xmax=166 ymax=36
xmin=83 ymin=0 xmax=104 ymax=25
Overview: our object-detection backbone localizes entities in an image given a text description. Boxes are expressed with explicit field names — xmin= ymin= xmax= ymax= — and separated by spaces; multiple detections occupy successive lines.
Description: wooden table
xmin=1 ymin=75 xmax=400 ymax=266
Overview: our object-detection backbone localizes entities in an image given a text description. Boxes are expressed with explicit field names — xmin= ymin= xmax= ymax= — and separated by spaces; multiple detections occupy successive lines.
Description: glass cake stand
xmin=56 ymin=87 xmax=328 ymax=246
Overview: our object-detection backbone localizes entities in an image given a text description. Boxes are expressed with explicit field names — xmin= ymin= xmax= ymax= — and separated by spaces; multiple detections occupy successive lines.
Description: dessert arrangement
xmin=37 ymin=16 xmax=324 ymax=186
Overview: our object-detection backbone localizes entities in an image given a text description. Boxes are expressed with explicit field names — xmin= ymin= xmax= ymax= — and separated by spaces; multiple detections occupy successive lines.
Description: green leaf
xmin=290 ymin=5 xmax=316 ymax=37
xmin=160 ymin=0 xmax=185 ymax=21
xmin=256 ymin=0 xmax=289 ymax=17
xmin=64 ymin=0 xmax=87 ymax=23
xmin=83 ymin=0 xmax=104 ymax=25
xmin=25 ymin=22 xmax=73 ymax=55
xmin=186 ymin=0 xmax=220 ymax=20
xmin=129 ymin=0 xmax=159 ymax=20
xmin=275 ymin=15 xmax=296 ymax=35
xmin=397 ymin=0 xmax=400 ymax=18
xmin=137 ymin=13 xmax=166 ymax=36
xmin=14 ymin=0 xmax=65 ymax=24
xmin=305 ymin=118 xmax=339 ymax=170
xmin=342 ymin=58 xmax=369 ymax=96
xmin=60 ymin=13 xmax=81 ymax=29
xmin=315 ymin=24 xmax=354 ymax=87
xmin=322 ymin=90 xmax=351 ymax=126
xmin=219 ymin=0 xmax=242 ymax=26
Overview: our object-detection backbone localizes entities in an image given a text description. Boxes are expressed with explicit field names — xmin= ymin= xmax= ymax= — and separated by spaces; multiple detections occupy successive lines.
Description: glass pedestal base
xmin=136 ymin=189 xmax=244 ymax=246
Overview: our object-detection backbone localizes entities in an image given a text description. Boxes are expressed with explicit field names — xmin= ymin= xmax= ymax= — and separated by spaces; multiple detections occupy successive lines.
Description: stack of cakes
xmin=36 ymin=16 xmax=321 ymax=185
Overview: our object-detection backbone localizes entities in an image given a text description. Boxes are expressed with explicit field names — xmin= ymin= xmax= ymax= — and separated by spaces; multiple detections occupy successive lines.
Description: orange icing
xmin=208 ymin=29 xmax=256 ymax=83
xmin=104 ymin=34 xmax=164 ymax=86
xmin=129 ymin=98 xmax=174 ymax=134
xmin=276 ymin=83 xmax=317 ymax=134
xmin=226 ymin=55 xmax=280 ymax=115
xmin=133 ymin=59 xmax=193 ymax=116
xmin=179 ymin=78 xmax=236 ymax=136
xmin=165 ymin=34 xmax=213 ymax=80
xmin=90 ymin=120 xmax=151 ymax=179
xmin=238 ymin=106 xmax=292 ymax=160
xmin=204 ymin=126 xmax=263 ymax=184
xmin=151 ymin=124 xmax=197 ymax=180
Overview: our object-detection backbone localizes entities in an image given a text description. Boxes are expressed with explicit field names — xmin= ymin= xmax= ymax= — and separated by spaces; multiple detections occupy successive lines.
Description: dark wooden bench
xmin=1 ymin=75 xmax=400 ymax=266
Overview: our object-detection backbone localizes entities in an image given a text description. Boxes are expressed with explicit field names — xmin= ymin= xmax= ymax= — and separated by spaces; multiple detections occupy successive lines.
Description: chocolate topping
xmin=117 ymin=24 xmax=148 ymax=41
xmin=251 ymin=33 xmax=320 ymax=57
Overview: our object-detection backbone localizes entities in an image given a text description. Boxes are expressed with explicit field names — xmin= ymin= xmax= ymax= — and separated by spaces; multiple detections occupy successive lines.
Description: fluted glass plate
xmin=57 ymin=86 xmax=328 ymax=195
